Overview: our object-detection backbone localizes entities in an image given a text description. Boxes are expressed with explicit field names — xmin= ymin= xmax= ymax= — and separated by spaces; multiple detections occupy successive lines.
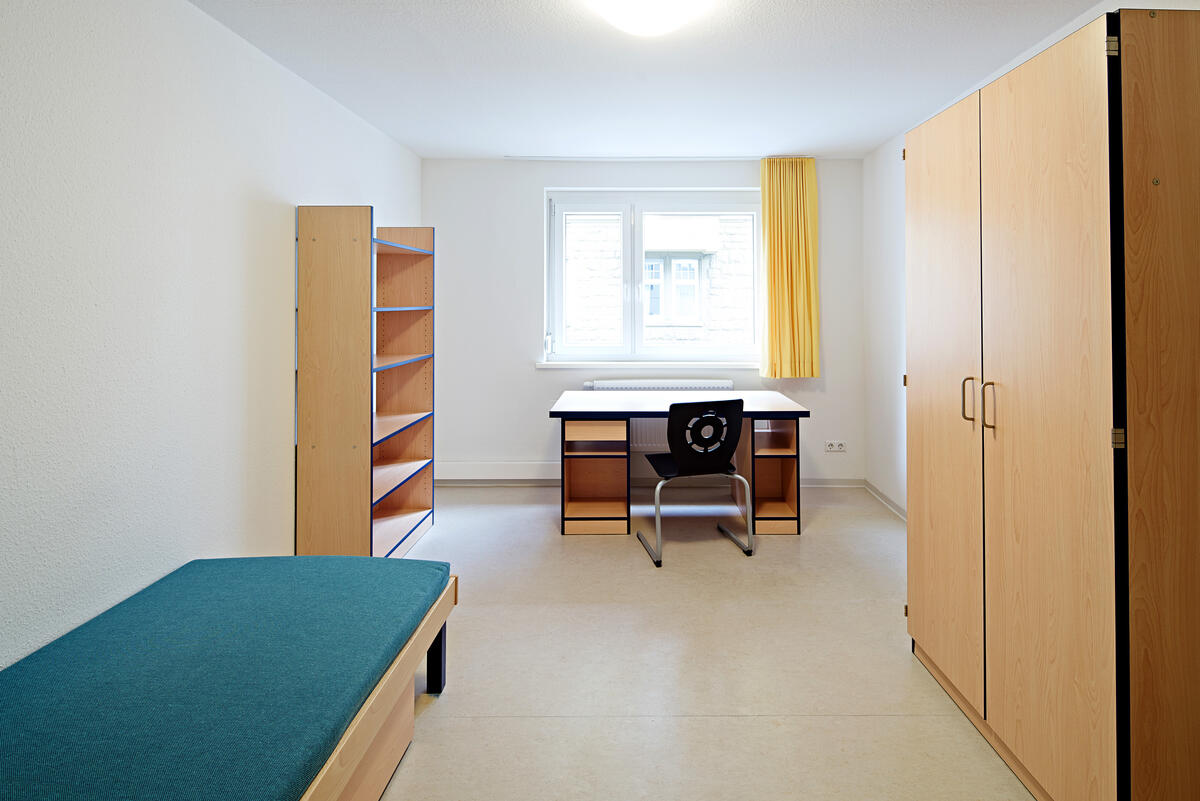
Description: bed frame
xmin=300 ymin=574 xmax=458 ymax=801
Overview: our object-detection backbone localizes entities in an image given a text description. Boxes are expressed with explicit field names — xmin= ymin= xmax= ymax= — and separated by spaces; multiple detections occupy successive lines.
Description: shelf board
xmin=564 ymin=440 xmax=628 ymax=457
xmin=372 ymin=459 xmax=432 ymax=506
xmin=373 ymin=306 xmax=434 ymax=312
xmin=564 ymin=499 xmax=627 ymax=519
xmin=371 ymin=508 xmax=433 ymax=557
xmin=373 ymin=238 xmax=433 ymax=256
xmin=754 ymin=448 xmax=798 ymax=457
xmin=372 ymin=353 xmax=433 ymax=372
xmin=755 ymin=499 xmax=799 ymax=519
xmin=372 ymin=411 xmax=433 ymax=446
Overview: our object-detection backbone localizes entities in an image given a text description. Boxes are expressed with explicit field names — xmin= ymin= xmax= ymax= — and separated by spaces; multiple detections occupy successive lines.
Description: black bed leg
xmin=427 ymin=622 xmax=447 ymax=694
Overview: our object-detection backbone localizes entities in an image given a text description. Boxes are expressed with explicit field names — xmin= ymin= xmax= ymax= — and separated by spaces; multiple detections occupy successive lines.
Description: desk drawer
xmin=564 ymin=420 xmax=627 ymax=442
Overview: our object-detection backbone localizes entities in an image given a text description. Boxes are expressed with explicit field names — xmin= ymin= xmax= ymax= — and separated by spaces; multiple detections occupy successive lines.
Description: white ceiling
xmin=189 ymin=0 xmax=1103 ymax=159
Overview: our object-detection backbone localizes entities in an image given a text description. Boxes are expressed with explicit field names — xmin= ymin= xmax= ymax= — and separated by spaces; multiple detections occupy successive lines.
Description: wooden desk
xmin=549 ymin=390 xmax=811 ymax=536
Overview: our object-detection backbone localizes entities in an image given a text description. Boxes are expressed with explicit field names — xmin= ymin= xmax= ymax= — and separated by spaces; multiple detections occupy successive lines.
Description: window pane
xmin=643 ymin=258 xmax=664 ymax=318
xmin=562 ymin=212 xmax=624 ymax=348
xmin=675 ymin=283 xmax=697 ymax=319
xmin=647 ymin=283 xmax=661 ymax=316
xmin=642 ymin=213 xmax=755 ymax=348
xmin=674 ymin=259 xmax=698 ymax=281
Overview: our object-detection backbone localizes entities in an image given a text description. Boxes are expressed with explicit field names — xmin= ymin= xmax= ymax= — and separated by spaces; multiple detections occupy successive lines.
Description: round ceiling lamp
xmin=582 ymin=0 xmax=717 ymax=37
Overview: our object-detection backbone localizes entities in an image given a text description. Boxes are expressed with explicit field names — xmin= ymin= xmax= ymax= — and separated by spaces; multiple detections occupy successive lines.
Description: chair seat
xmin=645 ymin=452 xmax=735 ymax=480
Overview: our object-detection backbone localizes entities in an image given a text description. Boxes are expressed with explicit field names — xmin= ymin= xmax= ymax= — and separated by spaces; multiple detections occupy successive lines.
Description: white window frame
xmin=545 ymin=189 xmax=762 ymax=363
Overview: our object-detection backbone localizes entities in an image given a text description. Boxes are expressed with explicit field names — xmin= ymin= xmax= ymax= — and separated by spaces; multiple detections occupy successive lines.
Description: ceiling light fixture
xmin=583 ymin=0 xmax=716 ymax=37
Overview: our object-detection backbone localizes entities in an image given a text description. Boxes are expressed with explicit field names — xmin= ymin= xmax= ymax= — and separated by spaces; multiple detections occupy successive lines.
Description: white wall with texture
xmin=0 ymin=0 xmax=421 ymax=667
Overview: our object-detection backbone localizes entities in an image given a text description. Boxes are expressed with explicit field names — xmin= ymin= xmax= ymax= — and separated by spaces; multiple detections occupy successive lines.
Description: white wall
xmin=422 ymin=159 xmax=865 ymax=484
xmin=861 ymin=136 xmax=907 ymax=514
xmin=0 ymin=0 xmax=420 ymax=667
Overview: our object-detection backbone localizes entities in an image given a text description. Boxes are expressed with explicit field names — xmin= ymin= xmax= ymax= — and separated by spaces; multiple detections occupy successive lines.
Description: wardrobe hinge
xmin=904 ymin=603 xmax=908 ymax=617
xmin=901 ymin=148 xmax=906 ymax=161
xmin=1106 ymin=35 xmax=1120 ymax=56
xmin=1112 ymin=428 xmax=1126 ymax=449
xmin=902 ymin=374 xmax=908 ymax=387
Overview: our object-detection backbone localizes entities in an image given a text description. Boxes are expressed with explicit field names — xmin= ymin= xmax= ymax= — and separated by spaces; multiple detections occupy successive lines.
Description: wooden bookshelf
xmin=297 ymin=207 xmax=435 ymax=557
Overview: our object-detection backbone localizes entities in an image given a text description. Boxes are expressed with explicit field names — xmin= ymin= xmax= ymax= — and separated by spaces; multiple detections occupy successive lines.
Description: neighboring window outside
xmin=546 ymin=190 xmax=761 ymax=362
xmin=643 ymin=258 xmax=664 ymax=320
xmin=642 ymin=251 xmax=706 ymax=329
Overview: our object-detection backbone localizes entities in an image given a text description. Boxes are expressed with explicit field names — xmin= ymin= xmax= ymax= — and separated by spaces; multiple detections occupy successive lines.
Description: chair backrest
xmin=666 ymin=399 xmax=744 ymax=477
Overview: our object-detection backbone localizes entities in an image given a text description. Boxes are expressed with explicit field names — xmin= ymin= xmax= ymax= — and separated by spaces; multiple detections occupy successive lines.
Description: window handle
xmin=961 ymin=376 xmax=976 ymax=422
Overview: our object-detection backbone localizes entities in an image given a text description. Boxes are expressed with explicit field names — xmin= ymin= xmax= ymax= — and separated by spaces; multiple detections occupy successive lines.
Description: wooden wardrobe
xmin=905 ymin=11 xmax=1200 ymax=801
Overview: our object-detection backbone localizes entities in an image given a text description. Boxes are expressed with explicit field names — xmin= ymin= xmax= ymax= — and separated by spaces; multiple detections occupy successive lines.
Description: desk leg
xmin=794 ymin=419 xmax=802 ymax=535
xmin=626 ymin=417 xmax=632 ymax=535
xmin=559 ymin=419 xmax=566 ymax=535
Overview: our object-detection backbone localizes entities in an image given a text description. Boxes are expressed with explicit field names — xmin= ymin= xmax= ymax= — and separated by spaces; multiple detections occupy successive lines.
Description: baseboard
xmin=435 ymin=465 xmax=869 ymax=489
xmin=864 ymin=480 xmax=906 ymax=521
xmin=913 ymin=644 xmax=1052 ymax=801
xmin=435 ymin=461 xmax=559 ymax=481
xmin=436 ymin=478 xmax=559 ymax=487
xmin=801 ymin=478 xmax=868 ymax=488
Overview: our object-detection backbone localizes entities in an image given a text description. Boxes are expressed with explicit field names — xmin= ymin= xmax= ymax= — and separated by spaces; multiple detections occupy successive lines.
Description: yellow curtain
xmin=761 ymin=157 xmax=820 ymax=378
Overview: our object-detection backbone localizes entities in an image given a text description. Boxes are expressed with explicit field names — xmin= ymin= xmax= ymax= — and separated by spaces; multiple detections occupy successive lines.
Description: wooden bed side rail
xmin=300 ymin=574 xmax=458 ymax=801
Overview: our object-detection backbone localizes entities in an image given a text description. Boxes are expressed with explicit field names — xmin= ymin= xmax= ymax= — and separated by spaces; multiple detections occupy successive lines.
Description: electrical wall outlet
xmin=824 ymin=440 xmax=847 ymax=453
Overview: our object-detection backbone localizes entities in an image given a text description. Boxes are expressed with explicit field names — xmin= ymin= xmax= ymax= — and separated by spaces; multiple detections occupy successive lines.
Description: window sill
xmin=535 ymin=360 xmax=761 ymax=370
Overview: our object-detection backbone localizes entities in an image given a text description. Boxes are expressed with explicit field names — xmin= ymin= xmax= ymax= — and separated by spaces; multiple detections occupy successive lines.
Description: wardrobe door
xmin=981 ymin=17 xmax=1116 ymax=801
xmin=905 ymin=92 xmax=985 ymax=715
xmin=1121 ymin=10 xmax=1200 ymax=800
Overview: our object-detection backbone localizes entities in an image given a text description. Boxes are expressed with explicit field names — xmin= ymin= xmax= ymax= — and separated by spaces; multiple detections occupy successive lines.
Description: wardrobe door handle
xmin=961 ymin=377 xmax=976 ymax=422
xmin=981 ymin=381 xmax=996 ymax=430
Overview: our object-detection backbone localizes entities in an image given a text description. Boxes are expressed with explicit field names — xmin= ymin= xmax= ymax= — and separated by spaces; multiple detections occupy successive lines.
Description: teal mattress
xmin=0 ymin=555 xmax=450 ymax=801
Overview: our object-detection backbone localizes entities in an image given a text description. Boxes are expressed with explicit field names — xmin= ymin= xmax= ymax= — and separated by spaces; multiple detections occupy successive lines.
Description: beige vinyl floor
xmin=389 ymin=485 xmax=1032 ymax=801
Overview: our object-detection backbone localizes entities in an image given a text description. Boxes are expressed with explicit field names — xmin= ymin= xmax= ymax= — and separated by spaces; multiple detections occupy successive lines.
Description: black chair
xmin=635 ymin=399 xmax=754 ymax=567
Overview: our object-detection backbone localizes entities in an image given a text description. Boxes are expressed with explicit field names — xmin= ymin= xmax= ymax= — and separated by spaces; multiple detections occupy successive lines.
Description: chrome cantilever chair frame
xmin=634 ymin=398 xmax=755 ymax=567
xmin=636 ymin=474 xmax=755 ymax=568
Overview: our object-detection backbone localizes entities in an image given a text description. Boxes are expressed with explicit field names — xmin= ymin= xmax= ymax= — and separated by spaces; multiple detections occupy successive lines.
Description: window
xmin=546 ymin=190 xmax=761 ymax=362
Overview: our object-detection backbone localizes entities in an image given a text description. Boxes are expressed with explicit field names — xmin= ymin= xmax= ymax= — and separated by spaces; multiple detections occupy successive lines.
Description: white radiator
xmin=585 ymin=378 xmax=734 ymax=451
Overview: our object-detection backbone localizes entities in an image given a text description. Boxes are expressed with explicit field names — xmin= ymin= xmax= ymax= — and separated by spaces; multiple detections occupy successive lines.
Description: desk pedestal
xmin=560 ymin=419 xmax=630 ymax=535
